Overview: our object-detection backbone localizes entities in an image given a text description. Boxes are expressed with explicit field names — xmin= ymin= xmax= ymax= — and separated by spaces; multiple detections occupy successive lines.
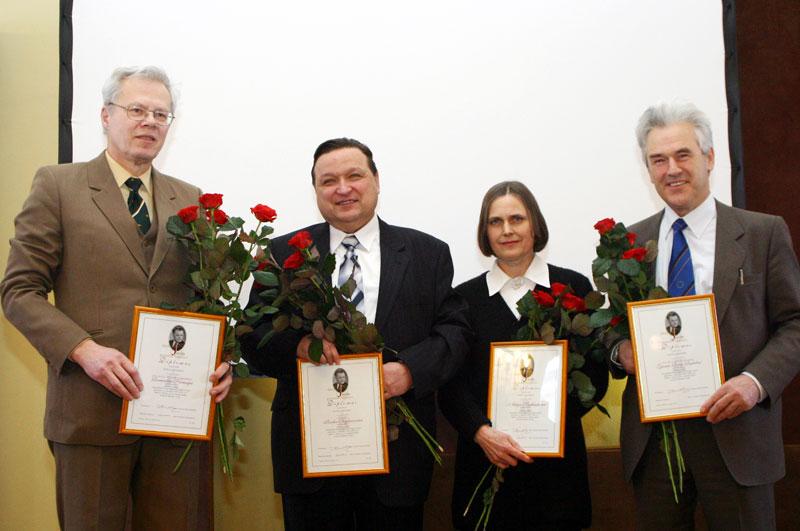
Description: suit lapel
xmin=375 ymin=219 xmax=409 ymax=331
xmin=712 ymin=202 xmax=745 ymax=323
xmin=311 ymin=223 xmax=331 ymax=258
xmin=88 ymin=154 xmax=148 ymax=275
xmin=149 ymin=170 xmax=178 ymax=277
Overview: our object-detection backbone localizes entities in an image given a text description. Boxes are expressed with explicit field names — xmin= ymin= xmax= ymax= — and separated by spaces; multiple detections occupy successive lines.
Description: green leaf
xmin=166 ymin=215 xmax=192 ymax=236
xmin=644 ymin=240 xmax=658 ymax=263
xmin=290 ymin=277 xmax=311 ymax=291
xmin=570 ymin=369 xmax=597 ymax=403
xmin=258 ymin=288 xmax=279 ymax=299
xmin=589 ymin=308 xmax=615 ymax=328
xmin=272 ymin=314 xmax=289 ymax=332
xmin=340 ymin=277 xmax=355 ymax=298
xmin=235 ymin=324 xmax=253 ymax=337
xmin=190 ymin=271 xmax=205 ymax=290
xmin=209 ymin=280 xmax=221 ymax=300
xmin=327 ymin=306 xmax=341 ymax=322
xmin=593 ymin=276 xmax=611 ymax=293
xmin=290 ymin=315 xmax=303 ymax=330
xmin=260 ymin=305 xmax=280 ymax=315
xmin=302 ymin=302 xmax=319 ymax=320
xmin=312 ymin=319 xmax=325 ymax=339
xmin=584 ymin=291 xmax=605 ymax=310
xmin=648 ymin=286 xmax=669 ymax=300
xmin=595 ymin=402 xmax=611 ymax=418
xmin=570 ymin=313 xmax=593 ymax=336
xmin=540 ymin=322 xmax=555 ymax=344
xmin=322 ymin=254 xmax=337 ymax=277
xmin=233 ymin=416 xmax=246 ymax=431
xmin=256 ymin=329 xmax=275 ymax=349
xmin=309 ymin=338 xmax=323 ymax=362
xmin=592 ymin=257 xmax=613 ymax=277
xmin=253 ymin=270 xmax=279 ymax=287
xmin=617 ymin=259 xmax=641 ymax=276
xmin=324 ymin=325 xmax=336 ymax=343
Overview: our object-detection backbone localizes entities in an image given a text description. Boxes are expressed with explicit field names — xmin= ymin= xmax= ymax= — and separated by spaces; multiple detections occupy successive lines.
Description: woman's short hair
xmin=477 ymin=181 xmax=549 ymax=257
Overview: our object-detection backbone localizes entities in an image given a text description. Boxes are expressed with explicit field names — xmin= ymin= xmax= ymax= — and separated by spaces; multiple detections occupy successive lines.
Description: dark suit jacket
xmin=440 ymin=265 xmax=609 ymax=529
xmin=241 ymin=219 xmax=470 ymax=506
xmin=1 ymin=153 xmax=200 ymax=445
xmin=615 ymin=201 xmax=800 ymax=485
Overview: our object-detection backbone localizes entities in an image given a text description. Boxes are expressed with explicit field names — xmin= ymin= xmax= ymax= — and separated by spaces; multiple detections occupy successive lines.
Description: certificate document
xmin=120 ymin=307 xmax=225 ymax=440
xmin=628 ymin=294 xmax=725 ymax=422
xmin=298 ymin=353 xmax=389 ymax=477
xmin=487 ymin=341 xmax=567 ymax=457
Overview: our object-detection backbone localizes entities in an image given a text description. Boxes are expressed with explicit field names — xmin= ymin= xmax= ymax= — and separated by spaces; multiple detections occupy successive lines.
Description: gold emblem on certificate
xmin=487 ymin=341 xmax=567 ymax=457
xmin=297 ymin=353 xmax=390 ymax=477
xmin=119 ymin=307 xmax=225 ymax=440
xmin=627 ymin=294 xmax=725 ymax=422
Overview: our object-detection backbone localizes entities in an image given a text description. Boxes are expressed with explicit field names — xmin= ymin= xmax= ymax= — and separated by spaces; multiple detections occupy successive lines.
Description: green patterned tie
xmin=125 ymin=177 xmax=151 ymax=234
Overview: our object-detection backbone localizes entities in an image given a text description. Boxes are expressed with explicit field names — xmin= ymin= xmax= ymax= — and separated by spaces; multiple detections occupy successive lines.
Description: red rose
xmin=622 ymin=247 xmax=647 ymax=262
xmin=533 ymin=290 xmax=555 ymax=307
xmin=626 ymin=232 xmax=637 ymax=247
xmin=199 ymin=193 xmax=223 ymax=209
xmin=283 ymin=251 xmax=305 ymax=270
xmin=213 ymin=209 xmax=229 ymax=225
xmin=251 ymin=204 xmax=277 ymax=223
xmin=550 ymin=282 xmax=567 ymax=297
xmin=561 ymin=293 xmax=587 ymax=312
xmin=593 ymin=218 xmax=616 ymax=235
xmin=177 ymin=205 xmax=199 ymax=224
xmin=610 ymin=315 xmax=623 ymax=326
xmin=288 ymin=230 xmax=313 ymax=250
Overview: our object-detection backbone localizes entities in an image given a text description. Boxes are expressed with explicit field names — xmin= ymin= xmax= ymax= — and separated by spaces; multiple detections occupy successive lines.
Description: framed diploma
xmin=487 ymin=341 xmax=568 ymax=457
xmin=119 ymin=306 xmax=225 ymax=440
xmin=627 ymin=294 xmax=725 ymax=422
xmin=297 ymin=353 xmax=390 ymax=478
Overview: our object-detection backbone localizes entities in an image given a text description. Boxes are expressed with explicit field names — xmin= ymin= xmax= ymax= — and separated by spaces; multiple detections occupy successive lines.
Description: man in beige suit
xmin=609 ymin=102 xmax=800 ymax=529
xmin=1 ymin=66 xmax=232 ymax=530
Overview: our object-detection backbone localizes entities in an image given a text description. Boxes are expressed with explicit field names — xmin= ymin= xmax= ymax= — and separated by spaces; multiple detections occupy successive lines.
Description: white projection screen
xmin=71 ymin=0 xmax=732 ymax=291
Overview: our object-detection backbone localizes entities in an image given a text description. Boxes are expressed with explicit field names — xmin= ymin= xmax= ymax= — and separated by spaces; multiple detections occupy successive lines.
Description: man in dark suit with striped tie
xmin=242 ymin=138 xmax=470 ymax=530
xmin=608 ymin=102 xmax=800 ymax=529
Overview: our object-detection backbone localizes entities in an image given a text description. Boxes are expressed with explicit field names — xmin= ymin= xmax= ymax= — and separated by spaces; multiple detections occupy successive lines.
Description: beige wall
xmin=0 ymin=2 xmax=620 ymax=529
xmin=0 ymin=1 xmax=60 ymax=529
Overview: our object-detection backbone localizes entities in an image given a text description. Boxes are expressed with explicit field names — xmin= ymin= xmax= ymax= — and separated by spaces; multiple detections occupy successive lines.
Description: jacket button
xmin=149 ymin=285 xmax=157 ymax=293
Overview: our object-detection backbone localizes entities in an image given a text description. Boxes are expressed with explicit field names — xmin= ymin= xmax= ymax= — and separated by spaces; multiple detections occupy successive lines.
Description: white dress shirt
xmin=329 ymin=215 xmax=381 ymax=324
xmin=486 ymin=254 xmax=550 ymax=319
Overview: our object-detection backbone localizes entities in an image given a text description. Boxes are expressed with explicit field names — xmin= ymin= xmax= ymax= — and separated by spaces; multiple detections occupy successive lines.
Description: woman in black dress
xmin=440 ymin=181 xmax=608 ymax=530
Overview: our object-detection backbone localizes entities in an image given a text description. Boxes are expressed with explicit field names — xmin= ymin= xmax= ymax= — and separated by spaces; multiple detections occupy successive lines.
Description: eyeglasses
xmin=107 ymin=102 xmax=175 ymax=126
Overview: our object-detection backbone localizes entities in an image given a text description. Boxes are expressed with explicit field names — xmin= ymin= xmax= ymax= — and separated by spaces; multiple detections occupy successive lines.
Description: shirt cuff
xmin=741 ymin=371 xmax=767 ymax=403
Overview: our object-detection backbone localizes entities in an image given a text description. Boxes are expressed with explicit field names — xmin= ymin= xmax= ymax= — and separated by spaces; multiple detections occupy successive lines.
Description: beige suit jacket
xmin=1 ymin=152 xmax=200 ymax=445
xmin=616 ymin=201 xmax=800 ymax=486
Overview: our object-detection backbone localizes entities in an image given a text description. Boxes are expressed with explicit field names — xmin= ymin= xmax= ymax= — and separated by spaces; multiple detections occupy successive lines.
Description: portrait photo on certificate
xmin=487 ymin=341 xmax=567 ymax=457
xmin=120 ymin=307 xmax=225 ymax=439
xmin=298 ymin=353 xmax=389 ymax=478
xmin=628 ymin=294 xmax=725 ymax=422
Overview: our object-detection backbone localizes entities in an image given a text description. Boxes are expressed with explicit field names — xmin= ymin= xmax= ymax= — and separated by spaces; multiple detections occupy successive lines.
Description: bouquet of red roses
xmin=166 ymin=193 xmax=278 ymax=479
xmin=590 ymin=217 xmax=685 ymax=503
xmin=255 ymin=231 xmax=443 ymax=463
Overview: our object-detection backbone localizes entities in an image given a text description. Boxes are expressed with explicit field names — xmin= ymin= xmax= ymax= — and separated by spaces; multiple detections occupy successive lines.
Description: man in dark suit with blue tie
xmin=242 ymin=138 xmax=470 ymax=530
xmin=609 ymin=102 xmax=800 ymax=529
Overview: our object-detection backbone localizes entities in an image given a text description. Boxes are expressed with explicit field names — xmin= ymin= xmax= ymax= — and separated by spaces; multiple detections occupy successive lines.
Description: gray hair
xmin=101 ymin=66 xmax=177 ymax=112
xmin=635 ymin=102 xmax=713 ymax=163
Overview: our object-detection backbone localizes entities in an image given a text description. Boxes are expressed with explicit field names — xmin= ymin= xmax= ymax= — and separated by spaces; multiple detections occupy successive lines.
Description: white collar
xmin=662 ymin=194 xmax=716 ymax=239
xmin=486 ymin=254 xmax=550 ymax=296
xmin=329 ymin=214 xmax=380 ymax=252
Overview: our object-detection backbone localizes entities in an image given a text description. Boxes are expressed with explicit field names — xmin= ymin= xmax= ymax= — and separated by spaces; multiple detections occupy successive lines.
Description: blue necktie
xmin=668 ymin=218 xmax=696 ymax=297
xmin=125 ymin=177 xmax=151 ymax=234
xmin=337 ymin=235 xmax=364 ymax=310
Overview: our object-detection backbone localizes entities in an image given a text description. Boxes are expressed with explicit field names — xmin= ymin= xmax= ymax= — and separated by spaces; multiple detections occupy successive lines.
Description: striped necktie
xmin=338 ymin=235 xmax=364 ymax=311
xmin=668 ymin=218 xmax=696 ymax=297
xmin=125 ymin=177 xmax=151 ymax=234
